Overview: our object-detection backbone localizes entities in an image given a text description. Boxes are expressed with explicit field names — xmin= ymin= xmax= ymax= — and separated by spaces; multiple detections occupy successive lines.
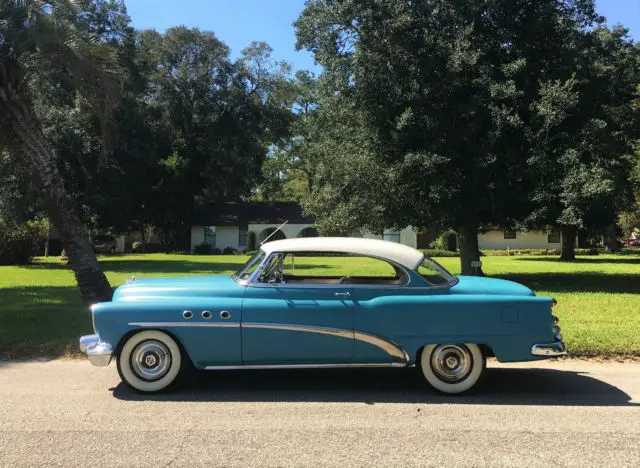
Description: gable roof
xmin=261 ymin=237 xmax=424 ymax=270
xmin=193 ymin=202 xmax=315 ymax=226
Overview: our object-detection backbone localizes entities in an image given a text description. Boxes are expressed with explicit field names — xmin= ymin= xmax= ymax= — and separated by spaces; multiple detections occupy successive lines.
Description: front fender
xmin=91 ymin=296 xmax=243 ymax=367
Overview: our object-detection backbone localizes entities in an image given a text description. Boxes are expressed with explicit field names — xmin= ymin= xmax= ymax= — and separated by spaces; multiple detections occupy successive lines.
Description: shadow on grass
xmin=111 ymin=366 xmax=636 ymax=406
xmin=0 ymin=286 xmax=90 ymax=360
xmin=496 ymin=273 xmax=640 ymax=294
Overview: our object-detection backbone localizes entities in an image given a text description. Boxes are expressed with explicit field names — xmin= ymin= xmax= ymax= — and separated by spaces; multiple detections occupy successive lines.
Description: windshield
xmin=416 ymin=256 xmax=457 ymax=286
xmin=233 ymin=252 xmax=265 ymax=282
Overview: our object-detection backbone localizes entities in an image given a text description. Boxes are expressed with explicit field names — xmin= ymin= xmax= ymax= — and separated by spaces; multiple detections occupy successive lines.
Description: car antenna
xmin=260 ymin=220 xmax=288 ymax=245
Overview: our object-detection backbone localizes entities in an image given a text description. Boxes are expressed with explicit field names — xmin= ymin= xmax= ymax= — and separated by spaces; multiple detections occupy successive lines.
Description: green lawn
xmin=0 ymin=253 xmax=638 ymax=359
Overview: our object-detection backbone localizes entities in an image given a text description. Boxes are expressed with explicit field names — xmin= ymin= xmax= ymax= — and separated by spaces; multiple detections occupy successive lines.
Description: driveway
xmin=0 ymin=359 xmax=639 ymax=467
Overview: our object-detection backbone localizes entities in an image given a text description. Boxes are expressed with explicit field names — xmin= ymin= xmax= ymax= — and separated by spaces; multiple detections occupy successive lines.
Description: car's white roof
xmin=260 ymin=237 xmax=424 ymax=270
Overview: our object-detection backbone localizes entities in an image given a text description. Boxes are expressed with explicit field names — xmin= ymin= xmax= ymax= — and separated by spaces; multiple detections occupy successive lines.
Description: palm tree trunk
xmin=0 ymin=91 xmax=113 ymax=305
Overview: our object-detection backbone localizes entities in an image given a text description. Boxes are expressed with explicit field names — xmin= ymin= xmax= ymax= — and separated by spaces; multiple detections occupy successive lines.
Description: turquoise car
xmin=79 ymin=237 xmax=566 ymax=394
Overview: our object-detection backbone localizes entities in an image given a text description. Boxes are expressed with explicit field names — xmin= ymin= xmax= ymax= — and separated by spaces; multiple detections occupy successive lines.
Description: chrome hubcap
xmin=430 ymin=344 xmax=472 ymax=383
xmin=131 ymin=340 xmax=171 ymax=381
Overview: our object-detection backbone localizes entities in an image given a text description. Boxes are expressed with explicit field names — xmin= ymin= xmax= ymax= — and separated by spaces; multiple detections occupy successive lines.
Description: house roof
xmin=261 ymin=237 xmax=424 ymax=270
xmin=193 ymin=202 xmax=315 ymax=226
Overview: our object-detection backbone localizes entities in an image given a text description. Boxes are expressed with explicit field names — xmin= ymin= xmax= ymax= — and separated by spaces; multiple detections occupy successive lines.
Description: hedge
xmin=421 ymin=248 xmax=601 ymax=257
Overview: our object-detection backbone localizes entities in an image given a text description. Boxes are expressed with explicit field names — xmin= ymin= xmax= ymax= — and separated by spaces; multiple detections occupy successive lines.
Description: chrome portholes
xmin=429 ymin=344 xmax=473 ymax=383
xmin=130 ymin=340 xmax=172 ymax=382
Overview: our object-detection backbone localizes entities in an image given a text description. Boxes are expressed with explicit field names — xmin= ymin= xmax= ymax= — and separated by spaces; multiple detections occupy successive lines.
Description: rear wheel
xmin=419 ymin=343 xmax=485 ymax=394
xmin=117 ymin=330 xmax=182 ymax=393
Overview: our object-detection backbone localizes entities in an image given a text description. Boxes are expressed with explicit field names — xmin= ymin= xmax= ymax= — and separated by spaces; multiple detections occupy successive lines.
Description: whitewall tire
xmin=420 ymin=343 xmax=485 ymax=394
xmin=117 ymin=330 xmax=182 ymax=393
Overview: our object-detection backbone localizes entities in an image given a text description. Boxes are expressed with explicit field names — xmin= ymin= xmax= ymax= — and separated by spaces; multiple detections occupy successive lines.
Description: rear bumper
xmin=531 ymin=341 xmax=567 ymax=357
xmin=79 ymin=334 xmax=113 ymax=367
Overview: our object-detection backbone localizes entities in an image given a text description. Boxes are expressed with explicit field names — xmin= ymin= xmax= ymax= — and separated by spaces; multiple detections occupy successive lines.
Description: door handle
xmin=334 ymin=292 xmax=351 ymax=297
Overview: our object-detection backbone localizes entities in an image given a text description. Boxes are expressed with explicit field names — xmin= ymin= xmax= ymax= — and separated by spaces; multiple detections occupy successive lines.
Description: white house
xmin=190 ymin=202 xmax=417 ymax=252
xmin=190 ymin=202 xmax=572 ymax=252
xmin=478 ymin=228 xmax=570 ymax=250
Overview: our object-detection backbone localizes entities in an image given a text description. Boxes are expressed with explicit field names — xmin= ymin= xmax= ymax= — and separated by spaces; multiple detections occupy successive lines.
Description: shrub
xmin=211 ymin=247 xmax=221 ymax=255
xmin=222 ymin=246 xmax=237 ymax=255
xmin=193 ymin=242 xmax=214 ymax=255
xmin=431 ymin=229 xmax=458 ymax=251
xmin=575 ymin=248 xmax=600 ymax=256
xmin=0 ymin=219 xmax=48 ymax=265
xmin=482 ymin=248 xmax=561 ymax=256
xmin=132 ymin=241 xmax=143 ymax=253
xmin=421 ymin=249 xmax=460 ymax=257
xmin=247 ymin=231 xmax=257 ymax=251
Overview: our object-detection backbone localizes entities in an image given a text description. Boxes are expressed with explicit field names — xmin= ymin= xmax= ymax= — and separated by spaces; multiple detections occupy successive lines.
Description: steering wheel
xmin=339 ymin=276 xmax=351 ymax=284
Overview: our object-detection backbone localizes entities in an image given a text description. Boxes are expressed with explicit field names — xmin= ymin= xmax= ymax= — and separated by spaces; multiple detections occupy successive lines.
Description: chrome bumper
xmin=531 ymin=341 xmax=567 ymax=357
xmin=79 ymin=334 xmax=113 ymax=367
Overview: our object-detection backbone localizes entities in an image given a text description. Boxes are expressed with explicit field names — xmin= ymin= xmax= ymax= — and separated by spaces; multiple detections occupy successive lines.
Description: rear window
xmin=416 ymin=257 xmax=456 ymax=286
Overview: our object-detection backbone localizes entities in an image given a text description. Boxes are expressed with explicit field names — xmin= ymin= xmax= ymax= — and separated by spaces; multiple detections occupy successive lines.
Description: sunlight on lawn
xmin=0 ymin=253 xmax=639 ymax=359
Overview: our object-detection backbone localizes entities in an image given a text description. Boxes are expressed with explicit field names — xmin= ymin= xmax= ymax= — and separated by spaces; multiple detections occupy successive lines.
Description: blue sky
xmin=125 ymin=0 xmax=639 ymax=72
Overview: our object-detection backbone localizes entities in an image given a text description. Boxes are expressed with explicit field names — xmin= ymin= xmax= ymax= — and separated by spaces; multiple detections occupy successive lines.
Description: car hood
xmin=112 ymin=275 xmax=243 ymax=301
xmin=450 ymin=275 xmax=534 ymax=296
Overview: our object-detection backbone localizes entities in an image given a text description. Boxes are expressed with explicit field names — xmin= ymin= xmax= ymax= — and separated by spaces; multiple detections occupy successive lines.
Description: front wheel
xmin=117 ymin=330 xmax=183 ymax=393
xmin=419 ymin=343 xmax=485 ymax=394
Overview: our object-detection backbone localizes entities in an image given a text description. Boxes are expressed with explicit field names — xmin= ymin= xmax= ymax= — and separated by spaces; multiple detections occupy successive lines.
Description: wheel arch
xmin=416 ymin=342 xmax=495 ymax=363
xmin=115 ymin=328 xmax=193 ymax=367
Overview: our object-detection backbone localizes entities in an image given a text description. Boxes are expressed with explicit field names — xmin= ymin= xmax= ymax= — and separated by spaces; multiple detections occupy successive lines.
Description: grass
xmin=0 ymin=253 xmax=638 ymax=359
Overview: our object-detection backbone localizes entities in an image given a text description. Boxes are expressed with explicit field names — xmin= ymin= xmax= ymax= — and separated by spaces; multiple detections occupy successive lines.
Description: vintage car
xmin=80 ymin=237 xmax=566 ymax=394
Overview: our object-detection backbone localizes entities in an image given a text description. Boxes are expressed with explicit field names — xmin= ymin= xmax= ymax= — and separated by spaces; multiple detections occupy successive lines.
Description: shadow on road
xmin=111 ymin=366 xmax=637 ymax=406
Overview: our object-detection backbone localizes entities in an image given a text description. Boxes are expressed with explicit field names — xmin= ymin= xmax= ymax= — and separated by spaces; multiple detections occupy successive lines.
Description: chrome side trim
xmin=531 ymin=342 xmax=567 ymax=356
xmin=354 ymin=330 xmax=410 ymax=365
xmin=128 ymin=322 xmax=240 ymax=328
xmin=205 ymin=363 xmax=407 ymax=370
xmin=242 ymin=322 xmax=352 ymax=340
xmin=126 ymin=321 xmax=410 ymax=366
xmin=242 ymin=322 xmax=409 ymax=365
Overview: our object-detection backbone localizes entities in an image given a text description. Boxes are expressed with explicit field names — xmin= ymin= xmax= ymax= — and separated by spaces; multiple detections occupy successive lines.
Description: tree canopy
xmin=295 ymin=0 xmax=640 ymax=272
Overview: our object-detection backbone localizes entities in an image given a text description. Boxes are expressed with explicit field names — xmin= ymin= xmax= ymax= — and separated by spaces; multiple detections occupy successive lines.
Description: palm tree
xmin=0 ymin=0 xmax=120 ymax=304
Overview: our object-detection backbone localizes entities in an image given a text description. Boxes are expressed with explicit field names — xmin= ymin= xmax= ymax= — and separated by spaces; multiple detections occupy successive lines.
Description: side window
xmin=272 ymin=252 xmax=407 ymax=285
xmin=257 ymin=253 xmax=284 ymax=283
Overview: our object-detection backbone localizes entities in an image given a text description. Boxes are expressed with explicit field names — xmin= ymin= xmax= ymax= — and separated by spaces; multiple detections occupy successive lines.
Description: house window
xmin=204 ymin=227 xmax=216 ymax=246
xmin=503 ymin=230 xmax=516 ymax=240
xmin=238 ymin=225 xmax=248 ymax=247
xmin=383 ymin=231 xmax=401 ymax=243
xmin=548 ymin=229 xmax=561 ymax=243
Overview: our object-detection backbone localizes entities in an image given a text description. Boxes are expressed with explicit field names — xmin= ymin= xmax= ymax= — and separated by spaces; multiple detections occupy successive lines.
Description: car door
xmin=241 ymin=253 xmax=355 ymax=365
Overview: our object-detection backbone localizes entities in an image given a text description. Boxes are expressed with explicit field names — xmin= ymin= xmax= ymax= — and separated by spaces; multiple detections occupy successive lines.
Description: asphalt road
xmin=0 ymin=359 xmax=639 ymax=467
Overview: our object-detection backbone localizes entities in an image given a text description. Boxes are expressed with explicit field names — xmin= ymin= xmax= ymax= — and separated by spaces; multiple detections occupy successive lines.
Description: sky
xmin=125 ymin=0 xmax=640 ymax=73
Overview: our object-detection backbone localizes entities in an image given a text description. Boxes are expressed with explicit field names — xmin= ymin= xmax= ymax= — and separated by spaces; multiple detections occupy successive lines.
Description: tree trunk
xmin=457 ymin=225 xmax=484 ymax=276
xmin=0 ymin=90 xmax=113 ymax=305
xmin=604 ymin=223 xmax=620 ymax=252
xmin=560 ymin=225 xmax=577 ymax=261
